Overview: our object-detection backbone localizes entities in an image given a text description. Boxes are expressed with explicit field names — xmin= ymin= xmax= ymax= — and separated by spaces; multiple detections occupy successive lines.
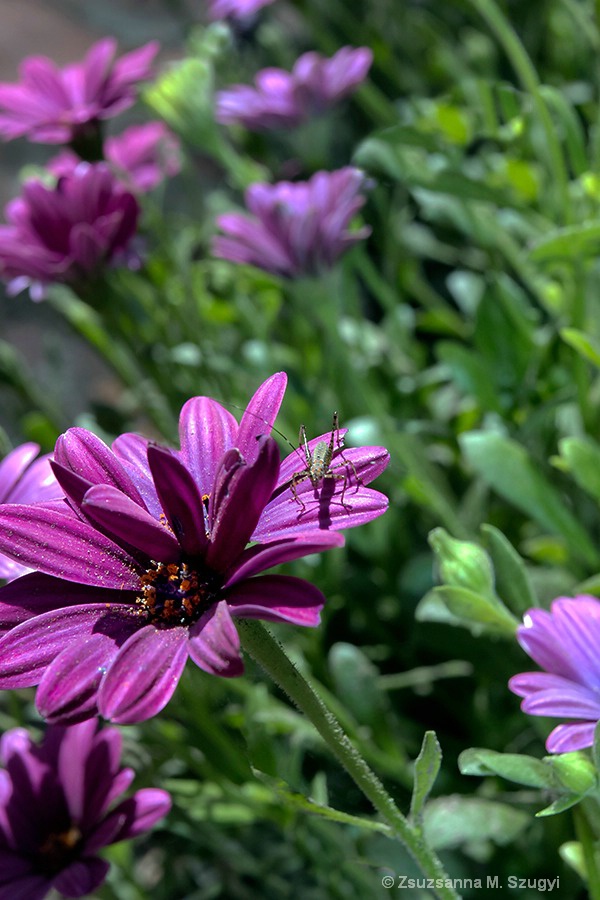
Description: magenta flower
xmin=0 ymin=373 xmax=389 ymax=724
xmin=213 ymin=167 xmax=371 ymax=277
xmin=49 ymin=123 xmax=181 ymax=193
xmin=0 ymin=719 xmax=170 ymax=899
xmin=0 ymin=39 xmax=159 ymax=145
xmin=0 ymin=163 xmax=140 ymax=300
xmin=208 ymin=0 xmax=275 ymax=22
xmin=104 ymin=123 xmax=181 ymax=192
xmin=0 ymin=443 xmax=61 ymax=583
xmin=509 ymin=596 xmax=600 ymax=753
xmin=216 ymin=47 xmax=373 ymax=130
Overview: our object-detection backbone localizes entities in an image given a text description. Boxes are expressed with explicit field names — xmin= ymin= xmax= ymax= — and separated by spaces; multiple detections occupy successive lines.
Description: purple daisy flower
xmin=0 ymin=373 xmax=389 ymax=725
xmin=212 ymin=167 xmax=371 ymax=277
xmin=104 ymin=122 xmax=181 ymax=192
xmin=0 ymin=39 xmax=159 ymax=145
xmin=216 ymin=47 xmax=373 ymax=131
xmin=208 ymin=0 xmax=276 ymax=22
xmin=0 ymin=163 xmax=140 ymax=300
xmin=509 ymin=595 xmax=600 ymax=753
xmin=49 ymin=123 xmax=181 ymax=194
xmin=0 ymin=443 xmax=61 ymax=583
xmin=0 ymin=718 xmax=170 ymax=899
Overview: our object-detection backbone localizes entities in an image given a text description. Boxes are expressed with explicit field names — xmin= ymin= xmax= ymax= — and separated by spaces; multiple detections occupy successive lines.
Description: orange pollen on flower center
xmin=137 ymin=560 xmax=218 ymax=626
xmin=37 ymin=825 xmax=83 ymax=874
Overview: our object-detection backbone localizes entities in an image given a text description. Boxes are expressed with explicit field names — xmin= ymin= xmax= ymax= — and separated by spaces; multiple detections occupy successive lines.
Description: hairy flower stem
xmin=238 ymin=619 xmax=460 ymax=900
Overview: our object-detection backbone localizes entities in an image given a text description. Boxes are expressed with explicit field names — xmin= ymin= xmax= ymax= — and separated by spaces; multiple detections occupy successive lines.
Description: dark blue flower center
xmin=138 ymin=560 xmax=220 ymax=627
xmin=36 ymin=825 xmax=83 ymax=875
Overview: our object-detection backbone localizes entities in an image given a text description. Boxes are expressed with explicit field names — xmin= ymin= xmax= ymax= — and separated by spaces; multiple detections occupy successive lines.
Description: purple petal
xmin=253 ymin=485 xmax=389 ymax=540
xmin=0 ymin=443 xmax=39 ymax=503
xmin=178 ymin=397 xmax=238 ymax=496
xmin=188 ymin=600 xmax=243 ymax=676
xmin=52 ymin=858 xmax=110 ymax=898
xmin=0 ymin=572 xmax=118 ymax=634
xmin=111 ymin=432 xmax=161 ymax=512
xmin=0 ymin=875 xmax=50 ymax=900
xmin=54 ymin=428 xmax=145 ymax=506
xmin=0 ymin=505 xmax=140 ymax=587
xmin=225 ymin=530 xmax=344 ymax=585
xmin=99 ymin=624 xmax=189 ymax=724
xmin=226 ymin=574 xmax=325 ymax=626
xmin=235 ymin=372 xmax=287 ymax=464
xmin=82 ymin=483 xmax=180 ymax=562
xmin=36 ymin=632 xmax=131 ymax=723
xmin=147 ymin=445 xmax=209 ymax=556
xmin=0 ymin=603 xmax=137 ymax=687
xmin=8 ymin=453 xmax=59 ymax=504
xmin=91 ymin=788 xmax=171 ymax=848
xmin=207 ymin=436 xmax=280 ymax=571
xmin=546 ymin=722 xmax=597 ymax=753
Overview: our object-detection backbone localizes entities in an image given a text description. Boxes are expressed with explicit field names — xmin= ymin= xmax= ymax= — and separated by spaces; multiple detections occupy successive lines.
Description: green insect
xmin=290 ymin=412 xmax=360 ymax=513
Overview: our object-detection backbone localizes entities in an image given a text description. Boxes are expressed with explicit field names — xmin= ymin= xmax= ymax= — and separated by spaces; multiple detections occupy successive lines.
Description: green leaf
xmin=536 ymin=794 xmax=583 ymax=817
xmin=480 ymin=524 xmax=537 ymax=614
xmin=410 ymin=731 xmax=442 ymax=822
xmin=459 ymin=430 xmax=598 ymax=566
xmin=561 ymin=328 xmax=600 ymax=368
xmin=328 ymin=643 xmax=389 ymax=732
xmin=393 ymin=433 xmax=468 ymax=538
xmin=419 ymin=586 xmax=518 ymax=635
xmin=423 ymin=796 xmax=530 ymax=851
xmin=459 ymin=748 xmax=556 ymax=788
xmin=559 ymin=436 xmax=600 ymax=504
xmin=437 ymin=341 xmax=503 ymax=412
xmin=529 ymin=222 xmax=600 ymax=262
xmin=252 ymin=770 xmax=391 ymax=835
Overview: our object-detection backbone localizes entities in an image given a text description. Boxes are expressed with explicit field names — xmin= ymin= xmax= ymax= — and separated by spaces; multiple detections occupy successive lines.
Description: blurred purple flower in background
xmin=48 ymin=123 xmax=182 ymax=194
xmin=0 ymin=444 xmax=61 ymax=583
xmin=216 ymin=47 xmax=373 ymax=130
xmin=213 ymin=167 xmax=371 ymax=277
xmin=208 ymin=0 xmax=276 ymax=22
xmin=0 ymin=719 xmax=170 ymax=899
xmin=0 ymin=163 xmax=140 ymax=300
xmin=0 ymin=39 xmax=159 ymax=146
xmin=0 ymin=373 xmax=389 ymax=724
xmin=509 ymin=595 xmax=600 ymax=752
xmin=105 ymin=122 xmax=182 ymax=192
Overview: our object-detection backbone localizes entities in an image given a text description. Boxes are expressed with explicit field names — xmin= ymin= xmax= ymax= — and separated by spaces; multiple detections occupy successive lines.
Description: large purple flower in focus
xmin=213 ymin=167 xmax=371 ymax=277
xmin=0 ymin=163 xmax=140 ymax=300
xmin=0 ymin=443 xmax=61 ymax=583
xmin=0 ymin=719 xmax=170 ymax=899
xmin=0 ymin=39 xmax=158 ymax=145
xmin=509 ymin=596 xmax=600 ymax=753
xmin=216 ymin=47 xmax=373 ymax=131
xmin=0 ymin=373 xmax=389 ymax=725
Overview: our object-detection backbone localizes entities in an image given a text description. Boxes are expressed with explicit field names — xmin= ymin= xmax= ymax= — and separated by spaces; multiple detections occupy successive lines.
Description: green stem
xmin=237 ymin=619 xmax=460 ymax=900
xmin=574 ymin=805 xmax=600 ymax=900
xmin=47 ymin=286 xmax=177 ymax=439
xmin=571 ymin=263 xmax=592 ymax=433
xmin=465 ymin=0 xmax=570 ymax=222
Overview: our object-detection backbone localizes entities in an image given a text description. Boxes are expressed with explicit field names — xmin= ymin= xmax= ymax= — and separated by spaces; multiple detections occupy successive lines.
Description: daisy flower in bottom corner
xmin=509 ymin=595 xmax=600 ymax=753
xmin=0 ymin=719 xmax=170 ymax=900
